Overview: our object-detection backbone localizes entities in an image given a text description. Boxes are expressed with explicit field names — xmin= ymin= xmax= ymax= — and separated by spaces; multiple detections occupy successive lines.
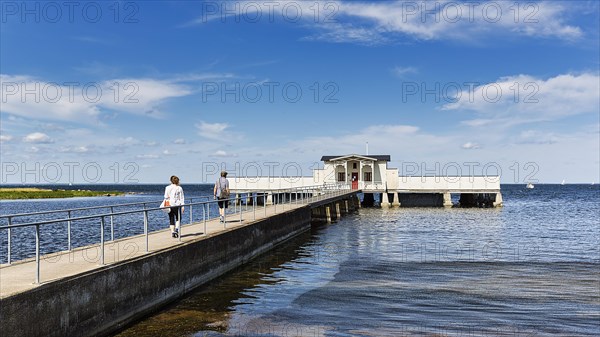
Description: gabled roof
xmin=321 ymin=154 xmax=391 ymax=162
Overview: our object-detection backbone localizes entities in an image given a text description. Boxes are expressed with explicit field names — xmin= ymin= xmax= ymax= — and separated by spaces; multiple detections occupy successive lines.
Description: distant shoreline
xmin=0 ymin=188 xmax=125 ymax=200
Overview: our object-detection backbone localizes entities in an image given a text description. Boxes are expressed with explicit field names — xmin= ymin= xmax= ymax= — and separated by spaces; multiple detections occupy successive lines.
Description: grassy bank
xmin=0 ymin=188 xmax=124 ymax=200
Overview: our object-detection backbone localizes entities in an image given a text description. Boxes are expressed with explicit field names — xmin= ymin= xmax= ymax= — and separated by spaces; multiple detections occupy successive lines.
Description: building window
xmin=364 ymin=172 xmax=372 ymax=182
xmin=338 ymin=172 xmax=346 ymax=182
xmin=353 ymin=163 xmax=357 ymax=169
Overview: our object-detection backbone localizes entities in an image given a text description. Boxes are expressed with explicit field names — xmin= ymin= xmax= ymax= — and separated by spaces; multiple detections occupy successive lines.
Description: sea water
xmin=112 ymin=184 xmax=599 ymax=336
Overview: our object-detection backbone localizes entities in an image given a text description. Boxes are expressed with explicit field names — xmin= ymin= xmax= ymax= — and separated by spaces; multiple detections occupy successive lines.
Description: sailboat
xmin=561 ymin=179 xmax=566 ymax=185
xmin=526 ymin=182 xmax=534 ymax=189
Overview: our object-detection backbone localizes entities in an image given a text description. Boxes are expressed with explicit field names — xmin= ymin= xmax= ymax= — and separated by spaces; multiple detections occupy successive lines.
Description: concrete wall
xmin=397 ymin=176 xmax=500 ymax=191
xmin=0 ymin=207 xmax=313 ymax=337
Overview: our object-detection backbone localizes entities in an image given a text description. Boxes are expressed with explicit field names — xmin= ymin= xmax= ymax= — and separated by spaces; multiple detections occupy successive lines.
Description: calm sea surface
xmin=2 ymin=184 xmax=599 ymax=336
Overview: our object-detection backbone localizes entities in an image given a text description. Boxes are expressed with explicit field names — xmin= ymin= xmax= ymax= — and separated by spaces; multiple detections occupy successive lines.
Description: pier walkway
xmin=0 ymin=187 xmax=355 ymax=299
xmin=1 ymin=184 xmax=360 ymax=337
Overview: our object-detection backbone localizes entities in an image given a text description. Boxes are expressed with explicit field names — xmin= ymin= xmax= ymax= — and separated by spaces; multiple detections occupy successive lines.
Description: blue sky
xmin=1 ymin=0 xmax=599 ymax=184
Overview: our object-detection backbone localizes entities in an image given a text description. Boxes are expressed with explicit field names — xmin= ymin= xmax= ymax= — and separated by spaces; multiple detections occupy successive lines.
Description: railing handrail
xmin=0 ymin=183 xmax=350 ymax=230
xmin=0 ymin=196 xmax=212 ymax=220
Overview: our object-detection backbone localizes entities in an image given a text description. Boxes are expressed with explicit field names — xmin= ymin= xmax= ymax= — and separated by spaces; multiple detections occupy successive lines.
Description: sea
xmin=1 ymin=184 xmax=599 ymax=336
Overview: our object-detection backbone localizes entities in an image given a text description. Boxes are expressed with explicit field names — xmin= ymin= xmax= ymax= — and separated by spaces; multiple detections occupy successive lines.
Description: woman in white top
xmin=164 ymin=175 xmax=184 ymax=238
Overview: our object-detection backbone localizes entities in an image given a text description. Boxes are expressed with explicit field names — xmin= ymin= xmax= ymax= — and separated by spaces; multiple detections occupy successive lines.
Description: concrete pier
xmin=0 ymin=191 xmax=359 ymax=337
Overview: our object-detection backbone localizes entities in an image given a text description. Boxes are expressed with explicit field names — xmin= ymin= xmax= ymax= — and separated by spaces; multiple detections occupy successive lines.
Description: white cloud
xmin=136 ymin=154 xmax=160 ymax=159
xmin=1 ymin=74 xmax=102 ymax=124
xmin=210 ymin=150 xmax=237 ymax=158
xmin=98 ymin=78 xmax=192 ymax=118
xmin=0 ymin=135 xmax=13 ymax=142
xmin=516 ymin=130 xmax=559 ymax=145
xmin=195 ymin=1 xmax=584 ymax=44
xmin=119 ymin=137 xmax=141 ymax=145
xmin=302 ymin=24 xmax=390 ymax=45
xmin=196 ymin=121 xmax=230 ymax=140
xmin=445 ymin=72 xmax=600 ymax=126
xmin=23 ymin=132 xmax=53 ymax=143
xmin=0 ymin=74 xmax=196 ymax=124
xmin=392 ymin=66 xmax=418 ymax=78
xmin=283 ymin=123 xmax=452 ymax=162
xmin=461 ymin=142 xmax=481 ymax=150
xmin=337 ymin=1 xmax=582 ymax=42
xmin=59 ymin=146 xmax=90 ymax=153
xmin=174 ymin=138 xmax=186 ymax=144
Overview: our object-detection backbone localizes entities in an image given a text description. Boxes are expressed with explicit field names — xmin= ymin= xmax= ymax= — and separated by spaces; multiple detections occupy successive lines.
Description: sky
xmin=1 ymin=0 xmax=599 ymax=184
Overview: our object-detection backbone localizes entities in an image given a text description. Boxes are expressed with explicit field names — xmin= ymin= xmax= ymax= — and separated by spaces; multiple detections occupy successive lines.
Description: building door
xmin=352 ymin=172 xmax=359 ymax=190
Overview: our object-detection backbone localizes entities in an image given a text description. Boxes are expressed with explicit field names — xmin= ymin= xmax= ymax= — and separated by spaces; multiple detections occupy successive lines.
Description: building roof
xmin=321 ymin=155 xmax=391 ymax=162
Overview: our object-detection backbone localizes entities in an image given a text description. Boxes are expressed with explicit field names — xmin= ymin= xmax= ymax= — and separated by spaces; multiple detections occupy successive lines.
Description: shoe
xmin=219 ymin=216 xmax=224 ymax=222
xmin=172 ymin=231 xmax=179 ymax=238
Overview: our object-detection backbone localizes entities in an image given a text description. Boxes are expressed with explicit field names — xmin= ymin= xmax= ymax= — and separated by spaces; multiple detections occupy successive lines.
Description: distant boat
xmin=526 ymin=183 xmax=534 ymax=189
xmin=561 ymin=179 xmax=566 ymax=185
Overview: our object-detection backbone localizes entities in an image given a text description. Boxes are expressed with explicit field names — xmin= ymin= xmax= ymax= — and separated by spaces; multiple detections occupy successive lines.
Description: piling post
xmin=381 ymin=192 xmax=391 ymax=208
xmin=493 ymin=192 xmax=504 ymax=207
xmin=443 ymin=192 xmax=453 ymax=207
xmin=392 ymin=192 xmax=401 ymax=207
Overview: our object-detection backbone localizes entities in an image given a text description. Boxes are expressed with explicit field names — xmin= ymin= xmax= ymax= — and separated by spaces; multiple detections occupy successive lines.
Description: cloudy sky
xmin=1 ymin=0 xmax=599 ymax=184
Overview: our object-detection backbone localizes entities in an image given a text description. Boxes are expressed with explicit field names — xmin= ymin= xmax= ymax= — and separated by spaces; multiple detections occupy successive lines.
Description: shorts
xmin=217 ymin=198 xmax=229 ymax=209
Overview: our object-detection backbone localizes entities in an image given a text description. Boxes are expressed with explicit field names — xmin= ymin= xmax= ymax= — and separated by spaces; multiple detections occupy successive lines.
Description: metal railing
xmin=0 ymin=183 xmax=351 ymax=284
xmin=0 ymin=196 xmax=211 ymax=264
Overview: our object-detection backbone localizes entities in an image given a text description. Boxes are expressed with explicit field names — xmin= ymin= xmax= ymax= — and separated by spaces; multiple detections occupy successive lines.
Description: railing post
xmin=35 ymin=224 xmax=40 ymax=284
xmin=190 ymin=204 xmax=193 ymax=225
xmin=264 ymin=192 xmax=267 ymax=217
xmin=110 ymin=206 xmax=114 ymax=241
xmin=178 ymin=207 xmax=182 ymax=243
xmin=100 ymin=216 xmax=105 ymax=265
xmin=223 ymin=199 xmax=227 ymax=229
xmin=7 ymin=217 xmax=12 ymax=264
xmin=67 ymin=210 xmax=72 ymax=251
xmin=253 ymin=194 xmax=256 ymax=220
xmin=203 ymin=203 xmax=207 ymax=236
xmin=143 ymin=210 xmax=149 ymax=252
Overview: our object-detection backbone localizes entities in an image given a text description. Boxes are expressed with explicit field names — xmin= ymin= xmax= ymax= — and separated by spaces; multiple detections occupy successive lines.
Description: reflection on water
xmin=114 ymin=231 xmax=320 ymax=337
xmin=114 ymin=185 xmax=600 ymax=337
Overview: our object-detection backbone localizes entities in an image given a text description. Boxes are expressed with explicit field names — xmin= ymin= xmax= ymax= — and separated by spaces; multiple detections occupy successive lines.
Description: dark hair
xmin=170 ymin=176 xmax=180 ymax=185
xmin=221 ymin=171 xmax=227 ymax=177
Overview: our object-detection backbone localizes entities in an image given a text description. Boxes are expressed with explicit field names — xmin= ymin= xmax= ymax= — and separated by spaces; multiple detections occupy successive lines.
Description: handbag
xmin=160 ymin=199 xmax=171 ymax=213
xmin=217 ymin=178 xmax=229 ymax=199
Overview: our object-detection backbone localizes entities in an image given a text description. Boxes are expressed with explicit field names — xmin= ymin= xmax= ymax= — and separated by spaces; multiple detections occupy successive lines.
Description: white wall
xmin=397 ymin=176 xmax=500 ymax=191
xmin=228 ymin=165 xmax=500 ymax=192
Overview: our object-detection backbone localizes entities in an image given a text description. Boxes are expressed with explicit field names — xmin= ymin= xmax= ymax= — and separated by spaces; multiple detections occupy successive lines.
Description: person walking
xmin=214 ymin=171 xmax=230 ymax=222
xmin=164 ymin=175 xmax=184 ymax=238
